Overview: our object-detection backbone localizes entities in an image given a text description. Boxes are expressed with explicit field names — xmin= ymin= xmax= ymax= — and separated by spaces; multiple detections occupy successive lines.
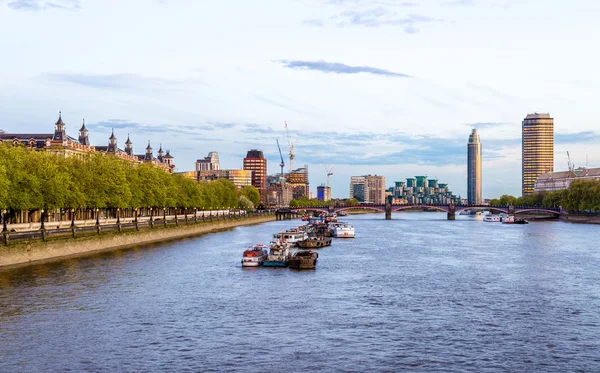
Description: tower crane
xmin=276 ymin=139 xmax=285 ymax=180
xmin=284 ymin=121 xmax=295 ymax=173
xmin=567 ymin=151 xmax=574 ymax=175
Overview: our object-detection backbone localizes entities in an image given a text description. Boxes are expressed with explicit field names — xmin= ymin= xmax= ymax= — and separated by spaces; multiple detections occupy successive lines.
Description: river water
xmin=1 ymin=212 xmax=600 ymax=372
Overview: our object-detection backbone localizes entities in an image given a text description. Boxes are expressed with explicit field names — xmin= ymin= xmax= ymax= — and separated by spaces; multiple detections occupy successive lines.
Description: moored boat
xmin=297 ymin=236 xmax=332 ymax=249
xmin=272 ymin=230 xmax=308 ymax=246
xmin=502 ymin=215 xmax=515 ymax=224
xmin=241 ymin=244 xmax=268 ymax=267
xmin=288 ymin=250 xmax=318 ymax=269
xmin=263 ymin=242 xmax=291 ymax=267
xmin=483 ymin=214 xmax=502 ymax=222
xmin=333 ymin=223 xmax=355 ymax=238
xmin=514 ymin=218 xmax=529 ymax=224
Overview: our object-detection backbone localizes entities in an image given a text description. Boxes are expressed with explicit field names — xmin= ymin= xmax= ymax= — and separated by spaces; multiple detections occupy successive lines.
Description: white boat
xmin=241 ymin=244 xmax=268 ymax=267
xmin=272 ymin=230 xmax=308 ymax=246
xmin=263 ymin=242 xmax=291 ymax=267
xmin=483 ymin=214 xmax=502 ymax=222
xmin=502 ymin=215 xmax=515 ymax=224
xmin=333 ymin=223 xmax=355 ymax=238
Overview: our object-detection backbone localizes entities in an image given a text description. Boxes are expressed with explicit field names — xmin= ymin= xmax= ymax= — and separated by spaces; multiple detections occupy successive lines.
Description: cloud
xmin=444 ymin=0 xmax=474 ymax=6
xmin=301 ymin=19 xmax=324 ymax=27
xmin=7 ymin=0 xmax=80 ymax=11
xmin=41 ymin=73 xmax=203 ymax=91
xmin=277 ymin=60 xmax=412 ymax=78
xmin=555 ymin=131 xmax=600 ymax=144
xmin=464 ymin=122 xmax=507 ymax=129
xmin=335 ymin=7 xmax=440 ymax=32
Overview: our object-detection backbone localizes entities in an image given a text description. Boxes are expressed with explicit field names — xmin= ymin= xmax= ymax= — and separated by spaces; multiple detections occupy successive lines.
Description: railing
xmin=1 ymin=210 xmax=273 ymax=246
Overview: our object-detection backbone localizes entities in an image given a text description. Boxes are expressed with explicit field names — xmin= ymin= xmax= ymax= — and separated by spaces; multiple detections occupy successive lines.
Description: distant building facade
xmin=467 ymin=129 xmax=482 ymax=204
xmin=522 ymin=113 xmax=554 ymax=196
xmin=317 ymin=185 xmax=331 ymax=202
xmin=195 ymin=151 xmax=220 ymax=172
xmin=198 ymin=169 xmax=252 ymax=188
xmin=389 ymin=176 xmax=461 ymax=205
xmin=243 ymin=149 xmax=267 ymax=190
xmin=349 ymin=175 xmax=386 ymax=204
xmin=534 ymin=167 xmax=600 ymax=192
xmin=0 ymin=112 xmax=175 ymax=172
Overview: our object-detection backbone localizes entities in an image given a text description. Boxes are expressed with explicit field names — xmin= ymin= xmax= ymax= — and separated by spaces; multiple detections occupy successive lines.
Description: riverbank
xmin=560 ymin=214 xmax=600 ymax=224
xmin=0 ymin=214 xmax=275 ymax=270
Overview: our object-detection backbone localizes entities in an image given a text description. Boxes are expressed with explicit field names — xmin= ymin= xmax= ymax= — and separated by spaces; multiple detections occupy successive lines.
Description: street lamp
xmin=134 ymin=208 xmax=139 ymax=223
xmin=96 ymin=208 xmax=100 ymax=226
xmin=2 ymin=209 xmax=7 ymax=233
xmin=71 ymin=208 xmax=75 ymax=227
xmin=117 ymin=208 xmax=121 ymax=225
xmin=40 ymin=209 xmax=45 ymax=230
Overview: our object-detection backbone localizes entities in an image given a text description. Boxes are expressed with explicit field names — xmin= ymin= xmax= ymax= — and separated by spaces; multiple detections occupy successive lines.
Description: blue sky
xmin=1 ymin=0 xmax=599 ymax=199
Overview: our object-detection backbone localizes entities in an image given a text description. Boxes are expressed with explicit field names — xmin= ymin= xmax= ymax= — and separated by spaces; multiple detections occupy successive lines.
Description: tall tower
xmin=125 ymin=134 xmax=133 ymax=155
xmin=243 ymin=149 xmax=267 ymax=190
xmin=107 ymin=129 xmax=117 ymax=153
xmin=79 ymin=119 xmax=90 ymax=145
xmin=522 ymin=113 xmax=554 ymax=196
xmin=467 ymin=129 xmax=482 ymax=204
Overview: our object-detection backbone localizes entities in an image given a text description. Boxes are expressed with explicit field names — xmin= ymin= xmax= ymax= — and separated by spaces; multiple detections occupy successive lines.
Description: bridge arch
xmin=514 ymin=208 xmax=560 ymax=216
xmin=391 ymin=205 xmax=450 ymax=213
xmin=334 ymin=205 xmax=386 ymax=213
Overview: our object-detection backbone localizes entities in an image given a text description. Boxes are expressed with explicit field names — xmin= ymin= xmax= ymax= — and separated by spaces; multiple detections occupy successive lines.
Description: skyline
xmin=1 ymin=0 xmax=600 ymax=198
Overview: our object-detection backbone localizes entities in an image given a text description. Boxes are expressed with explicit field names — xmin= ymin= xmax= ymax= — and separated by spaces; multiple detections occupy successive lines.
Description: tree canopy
xmin=0 ymin=144 xmax=244 ymax=211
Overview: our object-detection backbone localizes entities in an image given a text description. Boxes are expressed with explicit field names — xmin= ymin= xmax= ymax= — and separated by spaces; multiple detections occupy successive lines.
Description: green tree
xmin=238 ymin=195 xmax=254 ymax=210
xmin=240 ymin=185 xmax=260 ymax=206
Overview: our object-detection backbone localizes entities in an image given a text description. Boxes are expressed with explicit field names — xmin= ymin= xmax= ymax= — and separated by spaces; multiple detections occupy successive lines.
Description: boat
xmin=514 ymin=218 xmax=529 ymax=224
xmin=301 ymin=215 xmax=309 ymax=221
xmin=324 ymin=213 xmax=337 ymax=223
xmin=502 ymin=215 xmax=515 ymax=224
xmin=297 ymin=236 xmax=332 ymax=249
xmin=263 ymin=242 xmax=291 ymax=267
xmin=337 ymin=210 xmax=347 ymax=216
xmin=272 ymin=230 xmax=308 ymax=246
xmin=288 ymin=250 xmax=318 ymax=269
xmin=241 ymin=244 xmax=268 ymax=267
xmin=483 ymin=214 xmax=502 ymax=222
xmin=333 ymin=223 xmax=355 ymax=238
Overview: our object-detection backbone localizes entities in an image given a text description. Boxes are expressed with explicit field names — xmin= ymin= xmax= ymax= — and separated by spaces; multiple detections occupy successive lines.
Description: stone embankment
xmin=0 ymin=214 xmax=275 ymax=270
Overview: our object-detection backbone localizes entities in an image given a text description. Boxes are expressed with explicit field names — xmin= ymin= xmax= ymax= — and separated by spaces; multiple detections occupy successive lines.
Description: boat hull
xmin=263 ymin=261 xmax=288 ymax=267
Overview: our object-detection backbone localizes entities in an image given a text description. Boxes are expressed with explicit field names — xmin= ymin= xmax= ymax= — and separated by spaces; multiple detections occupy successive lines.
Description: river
xmin=1 ymin=212 xmax=599 ymax=372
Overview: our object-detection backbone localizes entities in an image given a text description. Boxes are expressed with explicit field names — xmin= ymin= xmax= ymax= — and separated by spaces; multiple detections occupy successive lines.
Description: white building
xmin=534 ymin=167 xmax=600 ymax=192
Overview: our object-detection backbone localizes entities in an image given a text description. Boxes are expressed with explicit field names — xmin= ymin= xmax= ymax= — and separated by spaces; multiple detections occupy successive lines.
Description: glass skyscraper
xmin=522 ymin=113 xmax=554 ymax=196
xmin=467 ymin=129 xmax=482 ymax=204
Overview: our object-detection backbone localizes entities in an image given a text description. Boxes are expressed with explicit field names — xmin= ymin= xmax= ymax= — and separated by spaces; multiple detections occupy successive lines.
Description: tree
xmin=238 ymin=195 xmax=254 ymax=211
xmin=240 ymin=185 xmax=260 ymax=206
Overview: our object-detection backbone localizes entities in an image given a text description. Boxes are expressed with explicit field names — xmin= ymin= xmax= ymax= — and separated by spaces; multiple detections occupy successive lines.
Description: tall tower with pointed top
xmin=145 ymin=141 xmax=153 ymax=161
xmin=53 ymin=111 xmax=66 ymax=141
xmin=157 ymin=144 xmax=164 ymax=162
xmin=107 ymin=129 xmax=117 ymax=153
xmin=125 ymin=134 xmax=133 ymax=155
xmin=78 ymin=119 xmax=90 ymax=145
xmin=467 ymin=129 xmax=482 ymax=205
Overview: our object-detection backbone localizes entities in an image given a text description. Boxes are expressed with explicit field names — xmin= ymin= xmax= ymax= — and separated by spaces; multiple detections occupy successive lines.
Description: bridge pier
xmin=447 ymin=204 xmax=455 ymax=220
xmin=385 ymin=198 xmax=392 ymax=220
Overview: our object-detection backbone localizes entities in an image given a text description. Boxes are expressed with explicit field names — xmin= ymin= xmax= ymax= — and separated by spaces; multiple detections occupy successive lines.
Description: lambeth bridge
xmin=278 ymin=204 xmax=562 ymax=220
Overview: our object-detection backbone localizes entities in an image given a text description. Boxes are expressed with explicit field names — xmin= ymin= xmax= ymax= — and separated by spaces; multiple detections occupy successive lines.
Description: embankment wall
xmin=0 ymin=215 xmax=275 ymax=270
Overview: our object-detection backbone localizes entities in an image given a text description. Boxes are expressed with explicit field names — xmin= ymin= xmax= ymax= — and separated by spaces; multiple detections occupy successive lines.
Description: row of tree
xmin=288 ymin=197 xmax=360 ymax=207
xmin=489 ymin=179 xmax=600 ymax=211
xmin=0 ymin=144 xmax=261 ymax=212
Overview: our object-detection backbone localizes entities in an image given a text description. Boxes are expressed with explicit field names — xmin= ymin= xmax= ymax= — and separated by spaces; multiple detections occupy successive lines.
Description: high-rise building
xmin=317 ymin=185 xmax=331 ymax=201
xmin=467 ymin=129 xmax=482 ymax=204
xmin=349 ymin=175 xmax=386 ymax=204
xmin=195 ymin=151 xmax=220 ymax=172
xmin=522 ymin=113 xmax=554 ymax=195
xmin=243 ymin=149 xmax=267 ymax=190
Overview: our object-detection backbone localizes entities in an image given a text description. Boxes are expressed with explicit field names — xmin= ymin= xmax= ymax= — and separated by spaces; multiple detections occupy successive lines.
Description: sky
xmin=1 ymin=0 xmax=599 ymax=199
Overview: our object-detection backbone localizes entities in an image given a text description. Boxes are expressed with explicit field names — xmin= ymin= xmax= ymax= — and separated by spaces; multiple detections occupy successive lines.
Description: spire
xmin=125 ymin=133 xmax=132 ymax=145
xmin=55 ymin=111 xmax=64 ymax=125
xmin=146 ymin=141 xmax=152 ymax=151
xmin=109 ymin=128 xmax=116 ymax=140
xmin=79 ymin=119 xmax=87 ymax=132
xmin=158 ymin=143 xmax=164 ymax=154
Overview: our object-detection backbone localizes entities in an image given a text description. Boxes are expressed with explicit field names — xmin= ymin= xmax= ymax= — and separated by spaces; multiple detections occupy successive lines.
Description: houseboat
xmin=241 ymin=244 xmax=268 ymax=267
xmin=263 ymin=242 xmax=291 ymax=267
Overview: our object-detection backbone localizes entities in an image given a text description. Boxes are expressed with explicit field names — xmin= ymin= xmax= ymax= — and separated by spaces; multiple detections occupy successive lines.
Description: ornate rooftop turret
xmin=53 ymin=111 xmax=66 ymax=141
xmin=124 ymin=133 xmax=133 ymax=155
xmin=78 ymin=119 xmax=90 ymax=145
xmin=107 ymin=128 xmax=118 ymax=153
xmin=157 ymin=144 xmax=164 ymax=162
xmin=164 ymin=149 xmax=174 ymax=166
xmin=144 ymin=141 xmax=153 ymax=161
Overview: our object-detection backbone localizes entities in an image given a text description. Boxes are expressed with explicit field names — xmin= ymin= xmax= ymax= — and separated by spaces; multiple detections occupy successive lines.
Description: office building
xmin=522 ymin=113 xmax=554 ymax=195
xmin=349 ymin=175 xmax=386 ymax=204
xmin=195 ymin=151 xmax=220 ymax=172
xmin=243 ymin=149 xmax=267 ymax=190
xmin=534 ymin=167 xmax=600 ymax=192
xmin=317 ymin=185 xmax=331 ymax=201
xmin=467 ymin=129 xmax=482 ymax=204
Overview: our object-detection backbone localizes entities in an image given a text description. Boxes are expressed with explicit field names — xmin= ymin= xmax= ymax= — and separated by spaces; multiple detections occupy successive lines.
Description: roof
xmin=0 ymin=133 xmax=53 ymax=140
xmin=80 ymin=120 xmax=87 ymax=132
xmin=55 ymin=112 xmax=64 ymax=125
xmin=537 ymin=167 xmax=600 ymax=180
xmin=109 ymin=129 xmax=116 ymax=140
xmin=125 ymin=134 xmax=132 ymax=145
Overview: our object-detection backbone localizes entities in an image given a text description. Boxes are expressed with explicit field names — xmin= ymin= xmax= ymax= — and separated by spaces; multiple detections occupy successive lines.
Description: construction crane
xmin=276 ymin=139 xmax=285 ymax=179
xmin=320 ymin=157 xmax=334 ymax=187
xmin=567 ymin=151 xmax=574 ymax=175
xmin=284 ymin=121 xmax=295 ymax=173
